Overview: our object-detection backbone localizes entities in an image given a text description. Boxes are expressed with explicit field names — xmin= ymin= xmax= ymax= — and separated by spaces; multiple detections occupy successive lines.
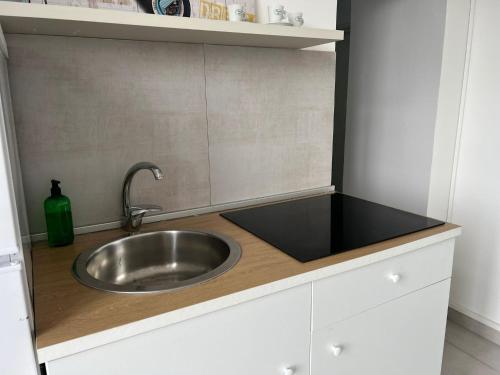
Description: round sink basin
xmin=72 ymin=230 xmax=241 ymax=294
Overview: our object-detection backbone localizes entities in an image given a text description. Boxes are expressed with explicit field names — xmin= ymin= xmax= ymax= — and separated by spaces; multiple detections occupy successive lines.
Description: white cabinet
xmin=46 ymin=284 xmax=311 ymax=375
xmin=311 ymin=280 xmax=450 ymax=375
xmin=45 ymin=239 xmax=456 ymax=375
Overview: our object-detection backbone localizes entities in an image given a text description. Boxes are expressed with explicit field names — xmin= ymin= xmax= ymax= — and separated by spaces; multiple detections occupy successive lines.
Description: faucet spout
xmin=122 ymin=162 xmax=164 ymax=233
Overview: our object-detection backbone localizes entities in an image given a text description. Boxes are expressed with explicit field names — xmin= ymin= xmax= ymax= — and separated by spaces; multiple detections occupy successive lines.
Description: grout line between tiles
xmin=202 ymin=43 xmax=213 ymax=206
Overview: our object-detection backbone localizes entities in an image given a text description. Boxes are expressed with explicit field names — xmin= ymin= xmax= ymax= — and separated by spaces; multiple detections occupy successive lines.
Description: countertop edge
xmin=37 ymin=226 xmax=462 ymax=363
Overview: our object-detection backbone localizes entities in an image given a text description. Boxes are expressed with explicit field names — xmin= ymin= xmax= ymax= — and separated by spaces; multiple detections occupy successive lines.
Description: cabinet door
xmin=46 ymin=284 xmax=311 ymax=375
xmin=312 ymin=279 xmax=450 ymax=375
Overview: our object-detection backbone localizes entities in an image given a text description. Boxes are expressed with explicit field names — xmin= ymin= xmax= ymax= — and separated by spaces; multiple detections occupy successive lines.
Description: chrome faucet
xmin=122 ymin=162 xmax=164 ymax=234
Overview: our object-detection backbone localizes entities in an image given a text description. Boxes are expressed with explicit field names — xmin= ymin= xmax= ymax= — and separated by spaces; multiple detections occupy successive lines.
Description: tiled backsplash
xmin=6 ymin=34 xmax=335 ymax=234
xmin=205 ymin=45 xmax=335 ymax=204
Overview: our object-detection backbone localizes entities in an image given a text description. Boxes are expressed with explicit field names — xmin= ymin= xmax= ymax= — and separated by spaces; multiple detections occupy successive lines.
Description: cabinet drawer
xmin=312 ymin=238 xmax=454 ymax=330
xmin=311 ymin=280 xmax=450 ymax=375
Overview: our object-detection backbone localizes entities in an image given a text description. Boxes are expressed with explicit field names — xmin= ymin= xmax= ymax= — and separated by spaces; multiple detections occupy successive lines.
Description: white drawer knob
xmin=388 ymin=273 xmax=401 ymax=283
xmin=331 ymin=345 xmax=343 ymax=357
xmin=283 ymin=367 xmax=295 ymax=375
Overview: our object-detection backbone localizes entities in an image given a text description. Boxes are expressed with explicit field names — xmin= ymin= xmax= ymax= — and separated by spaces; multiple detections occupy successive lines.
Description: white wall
xmin=342 ymin=0 xmax=499 ymax=333
xmin=448 ymin=0 xmax=500 ymax=331
xmin=343 ymin=0 xmax=447 ymax=215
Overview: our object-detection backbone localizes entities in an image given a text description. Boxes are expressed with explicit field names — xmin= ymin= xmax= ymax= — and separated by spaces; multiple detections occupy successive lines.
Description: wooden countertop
xmin=32 ymin=211 xmax=459 ymax=355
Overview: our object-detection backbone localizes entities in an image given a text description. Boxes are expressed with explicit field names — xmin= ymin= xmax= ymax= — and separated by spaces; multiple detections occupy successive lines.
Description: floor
xmin=442 ymin=320 xmax=500 ymax=375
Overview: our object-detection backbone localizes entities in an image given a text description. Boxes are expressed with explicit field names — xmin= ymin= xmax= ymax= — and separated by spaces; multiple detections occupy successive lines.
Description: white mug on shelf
xmin=228 ymin=4 xmax=246 ymax=22
xmin=288 ymin=12 xmax=304 ymax=27
xmin=268 ymin=4 xmax=287 ymax=23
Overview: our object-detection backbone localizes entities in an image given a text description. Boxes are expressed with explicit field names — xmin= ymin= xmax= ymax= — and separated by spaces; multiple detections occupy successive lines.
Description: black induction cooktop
xmin=221 ymin=193 xmax=444 ymax=262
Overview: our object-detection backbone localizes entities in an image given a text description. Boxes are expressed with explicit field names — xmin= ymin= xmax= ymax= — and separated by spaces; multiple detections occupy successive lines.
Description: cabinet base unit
xmin=311 ymin=279 xmax=451 ymax=375
xmin=40 ymin=231 xmax=460 ymax=375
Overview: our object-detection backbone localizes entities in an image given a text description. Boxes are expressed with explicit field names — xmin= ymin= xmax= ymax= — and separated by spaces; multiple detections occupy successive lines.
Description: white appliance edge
xmin=0 ymin=23 xmax=39 ymax=375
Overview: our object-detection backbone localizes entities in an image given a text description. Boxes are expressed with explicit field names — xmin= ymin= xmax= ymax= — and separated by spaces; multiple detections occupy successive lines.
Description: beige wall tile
xmin=204 ymin=45 xmax=335 ymax=205
xmin=7 ymin=35 xmax=210 ymax=234
xmin=7 ymin=36 xmax=335 ymax=234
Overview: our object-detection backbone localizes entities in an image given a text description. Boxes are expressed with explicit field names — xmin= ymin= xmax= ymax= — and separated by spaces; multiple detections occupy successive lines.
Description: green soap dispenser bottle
xmin=44 ymin=180 xmax=74 ymax=247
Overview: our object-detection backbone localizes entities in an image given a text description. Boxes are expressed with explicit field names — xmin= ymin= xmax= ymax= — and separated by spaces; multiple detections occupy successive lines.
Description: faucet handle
xmin=130 ymin=204 xmax=163 ymax=217
xmin=123 ymin=204 xmax=163 ymax=234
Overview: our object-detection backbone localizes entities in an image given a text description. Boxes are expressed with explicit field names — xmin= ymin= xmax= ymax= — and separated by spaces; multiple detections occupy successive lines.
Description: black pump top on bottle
xmin=50 ymin=179 xmax=62 ymax=197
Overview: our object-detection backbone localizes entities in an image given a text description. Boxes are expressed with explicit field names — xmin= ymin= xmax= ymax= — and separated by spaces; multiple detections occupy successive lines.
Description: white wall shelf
xmin=0 ymin=2 xmax=343 ymax=49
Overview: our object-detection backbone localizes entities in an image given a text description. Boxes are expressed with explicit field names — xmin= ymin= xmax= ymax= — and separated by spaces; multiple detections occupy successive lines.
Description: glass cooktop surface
xmin=221 ymin=193 xmax=444 ymax=262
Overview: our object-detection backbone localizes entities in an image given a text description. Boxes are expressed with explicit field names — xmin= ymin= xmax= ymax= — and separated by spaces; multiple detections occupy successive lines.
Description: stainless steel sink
xmin=72 ymin=230 xmax=241 ymax=294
